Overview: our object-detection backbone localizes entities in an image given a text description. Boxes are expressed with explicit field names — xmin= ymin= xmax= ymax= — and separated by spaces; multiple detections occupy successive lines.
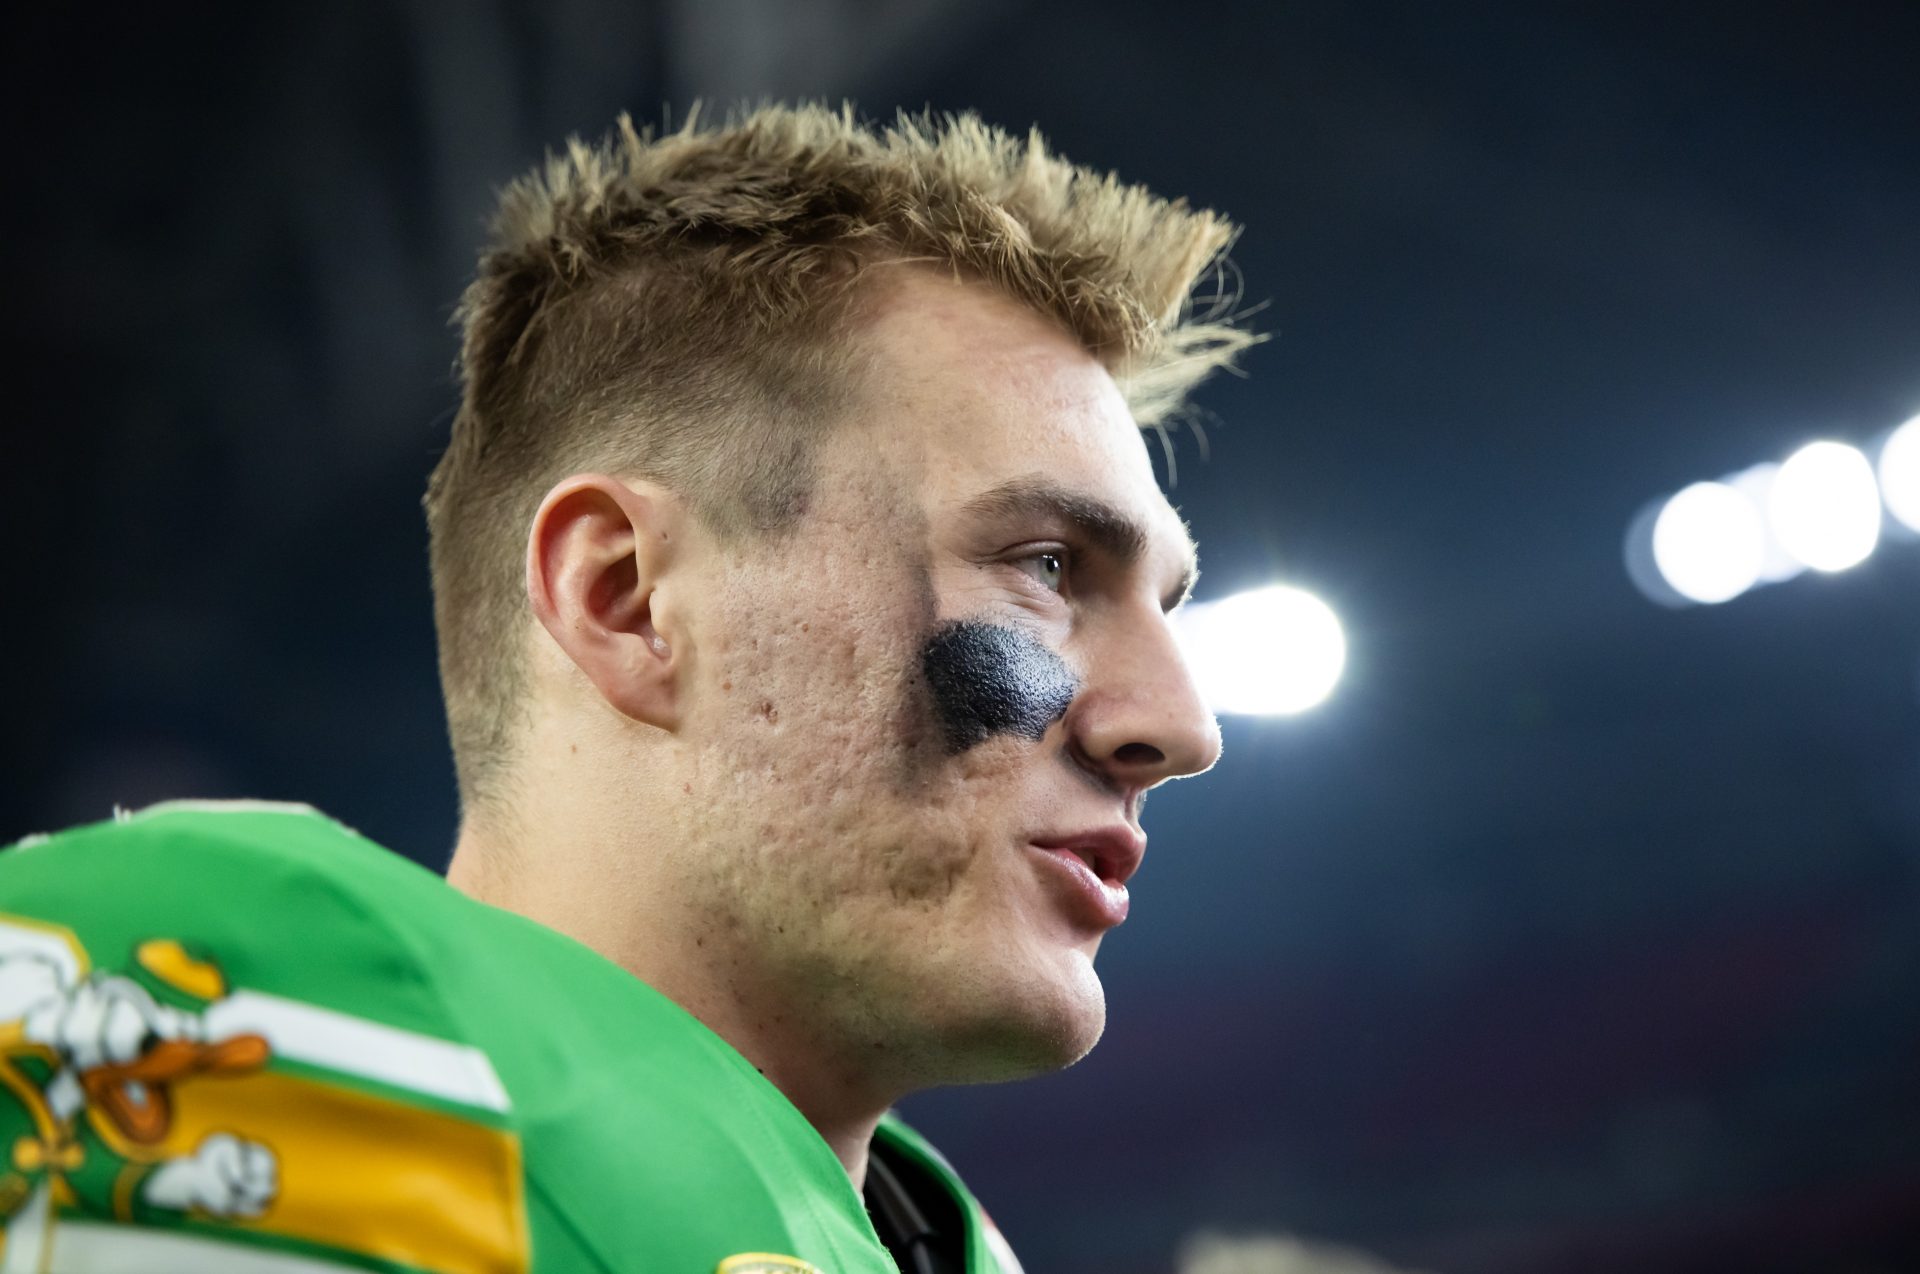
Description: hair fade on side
xmin=424 ymin=102 xmax=1261 ymax=819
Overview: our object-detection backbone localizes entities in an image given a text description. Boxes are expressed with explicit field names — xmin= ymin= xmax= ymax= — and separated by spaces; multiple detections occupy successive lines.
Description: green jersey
xmin=0 ymin=801 xmax=1022 ymax=1274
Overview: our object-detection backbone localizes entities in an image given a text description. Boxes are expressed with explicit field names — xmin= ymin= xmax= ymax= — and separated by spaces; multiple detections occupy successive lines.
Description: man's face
xmin=668 ymin=270 xmax=1221 ymax=1087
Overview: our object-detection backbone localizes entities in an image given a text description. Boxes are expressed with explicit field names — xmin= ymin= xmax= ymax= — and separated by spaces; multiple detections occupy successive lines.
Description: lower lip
xmin=1028 ymin=846 xmax=1130 ymax=928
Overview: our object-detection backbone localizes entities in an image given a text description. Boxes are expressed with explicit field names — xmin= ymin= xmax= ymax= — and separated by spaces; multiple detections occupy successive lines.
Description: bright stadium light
xmin=1879 ymin=414 xmax=1920 ymax=533
xmin=1767 ymin=440 xmax=1881 ymax=572
xmin=1650 ymin=481 xmax=1766 ymax=604
xmin=1175 ymin=585 xmax=1346 ymax=716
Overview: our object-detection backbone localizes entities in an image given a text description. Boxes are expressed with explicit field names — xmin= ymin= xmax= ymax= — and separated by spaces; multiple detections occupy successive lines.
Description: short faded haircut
xmin=425 ymin=103 xmax=1259 ymax=817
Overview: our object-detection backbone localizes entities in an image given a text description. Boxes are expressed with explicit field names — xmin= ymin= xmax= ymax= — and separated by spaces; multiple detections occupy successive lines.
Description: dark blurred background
xmin=6 ymin=2 xmax=1918 ymax=1270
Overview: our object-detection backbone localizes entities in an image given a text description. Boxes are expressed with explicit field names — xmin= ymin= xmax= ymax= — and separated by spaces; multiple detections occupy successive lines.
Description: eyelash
xmin=1006 ymin=545 xmax=1070 ymax=596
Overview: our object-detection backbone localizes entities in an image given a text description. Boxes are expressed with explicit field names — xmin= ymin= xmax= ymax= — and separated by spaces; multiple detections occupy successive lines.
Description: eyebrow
xmin=958 ymin=475 xmax=1199 ymax=612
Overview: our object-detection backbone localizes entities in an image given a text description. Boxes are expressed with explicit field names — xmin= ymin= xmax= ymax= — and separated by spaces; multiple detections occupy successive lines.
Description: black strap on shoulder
xmin=863 ymin=1144 xmax=962 ymax=1274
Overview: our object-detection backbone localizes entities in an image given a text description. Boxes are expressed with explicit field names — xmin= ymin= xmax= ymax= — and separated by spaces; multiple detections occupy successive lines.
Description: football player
xmin=2 ymin=104 xmax=1253 ymax=1272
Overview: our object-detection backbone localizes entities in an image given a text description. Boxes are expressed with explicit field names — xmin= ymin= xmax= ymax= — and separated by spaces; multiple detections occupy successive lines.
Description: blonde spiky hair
xmin=426 ymin=102 xmax=1259 ymax=815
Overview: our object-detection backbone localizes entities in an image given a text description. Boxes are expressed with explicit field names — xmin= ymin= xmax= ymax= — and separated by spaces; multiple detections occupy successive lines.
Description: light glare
xmin=1176 ymin=585 xmax=1346 ymax=716
xmin=1880 ymin=415 xmax=1920 ymax=533
xmin=1768 ymin=440 xmax=1880 ymax=571
xmin=1651 ymin=482 xmax=1765 ymax=604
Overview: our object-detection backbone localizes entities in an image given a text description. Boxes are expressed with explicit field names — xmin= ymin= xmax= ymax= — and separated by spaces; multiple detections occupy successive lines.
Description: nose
xmin=1067 ymin=606 xmax=1223 ymax=795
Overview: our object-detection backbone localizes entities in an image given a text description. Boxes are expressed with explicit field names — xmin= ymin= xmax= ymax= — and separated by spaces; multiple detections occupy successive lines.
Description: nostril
xmin=1113 ymin=742 xmax=1164 ymax=766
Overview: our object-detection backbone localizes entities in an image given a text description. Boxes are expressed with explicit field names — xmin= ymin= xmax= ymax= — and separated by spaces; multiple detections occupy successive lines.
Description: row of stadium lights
xmin=1626 ymin=415 xmax=1919 ymax=606
xmin=1170 ymin=414 xmax=1917 ymax=719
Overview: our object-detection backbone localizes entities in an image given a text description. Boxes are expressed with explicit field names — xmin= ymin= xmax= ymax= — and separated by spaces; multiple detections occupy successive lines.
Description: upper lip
xmin=1030 ymin=826 xmax=1147 ymax=887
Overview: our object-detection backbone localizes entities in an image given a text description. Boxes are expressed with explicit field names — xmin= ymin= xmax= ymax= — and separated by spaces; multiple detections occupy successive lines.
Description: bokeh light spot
xmin=1175 ymin=585 xmax=1347 ymax=716
xmin=1879 ymin=414 xmax=1920 ymax=533
xmin=1651 ymin=482 xmax=1765 ymax=604
xmin=1768 ymin=440 xmax=1881 ymax=572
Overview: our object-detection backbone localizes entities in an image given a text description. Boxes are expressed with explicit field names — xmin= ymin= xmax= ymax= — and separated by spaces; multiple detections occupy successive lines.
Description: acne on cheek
xmin=919 ymin=620 xmax=1079 ymax=755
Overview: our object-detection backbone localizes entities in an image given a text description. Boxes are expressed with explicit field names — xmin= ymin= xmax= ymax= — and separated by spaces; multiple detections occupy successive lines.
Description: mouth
xmin=1027 ymin=826 xmax=1146 ymax=930
xmin=1030 ymin=826 xmax=1146 ymax=887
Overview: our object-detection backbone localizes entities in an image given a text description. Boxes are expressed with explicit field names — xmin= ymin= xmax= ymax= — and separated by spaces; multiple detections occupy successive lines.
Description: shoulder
xmin=0 ymin=802 xmax=539 ymax=1272
xmin=2 ymin=797 xmax=431 ymax=900
xmin=3 ymin=797 xmax=424 ymax=887
xmin=0 ymin=802 xmax=899 ymax=1269
xmin=1 ymin=800 xmax=471 ymax=1030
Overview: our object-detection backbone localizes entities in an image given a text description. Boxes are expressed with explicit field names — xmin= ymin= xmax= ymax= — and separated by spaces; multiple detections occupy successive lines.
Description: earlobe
xmin=526 ymin=474 xmax=685 ymax=730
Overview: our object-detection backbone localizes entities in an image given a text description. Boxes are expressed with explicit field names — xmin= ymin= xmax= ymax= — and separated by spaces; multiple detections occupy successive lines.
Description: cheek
xmin=685 ymin=571 xmax=947 ymax=867
xmin=684 ymin=566 xmax=1069 ymax=918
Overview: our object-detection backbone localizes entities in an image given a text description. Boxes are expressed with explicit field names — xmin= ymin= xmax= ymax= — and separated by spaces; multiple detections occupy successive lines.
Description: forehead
xmin=844 ymin=269 xmax=1189 ymax=548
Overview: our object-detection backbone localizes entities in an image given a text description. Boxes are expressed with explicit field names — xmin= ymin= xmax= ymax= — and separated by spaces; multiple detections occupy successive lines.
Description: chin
xmin=924 ymin=952 xmax=1109 ymax=1085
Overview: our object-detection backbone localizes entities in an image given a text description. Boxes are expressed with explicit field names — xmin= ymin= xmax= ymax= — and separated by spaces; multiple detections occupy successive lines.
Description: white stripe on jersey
xmin=40 ymin=1220 xmax=368 ymax=1274
xmin=206 ymin=990 xmax=510 ymax=1113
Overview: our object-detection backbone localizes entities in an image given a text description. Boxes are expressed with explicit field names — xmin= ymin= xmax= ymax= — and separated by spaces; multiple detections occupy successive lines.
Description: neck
xmin=445 ymin=826 xmax=894 ymax=1189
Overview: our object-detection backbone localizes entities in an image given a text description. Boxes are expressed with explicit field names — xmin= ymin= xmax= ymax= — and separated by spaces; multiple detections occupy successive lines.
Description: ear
xmin=526 ymin=474 xmax=687 ymax=730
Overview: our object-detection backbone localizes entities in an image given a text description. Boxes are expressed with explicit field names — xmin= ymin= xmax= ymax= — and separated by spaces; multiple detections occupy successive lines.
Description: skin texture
xmin=446 ymin=268 xmax=1222 ymax=1186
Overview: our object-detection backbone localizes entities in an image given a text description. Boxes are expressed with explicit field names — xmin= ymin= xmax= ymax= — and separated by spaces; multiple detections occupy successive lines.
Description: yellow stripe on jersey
xmin=93 ymin=1069 xmax=528 ymax=1274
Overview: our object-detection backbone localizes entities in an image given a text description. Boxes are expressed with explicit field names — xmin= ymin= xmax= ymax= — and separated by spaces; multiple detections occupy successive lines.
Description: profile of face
xmin=653 ymin=270 xmax=1222 ymax=1089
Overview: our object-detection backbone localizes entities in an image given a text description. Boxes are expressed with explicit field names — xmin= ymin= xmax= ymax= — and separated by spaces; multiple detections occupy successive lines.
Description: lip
xmin=1027 ymin=826 xmax=1146 ymax=930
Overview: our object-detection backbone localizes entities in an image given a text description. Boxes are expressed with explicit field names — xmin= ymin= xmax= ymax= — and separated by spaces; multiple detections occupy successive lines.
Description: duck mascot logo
xmin=0 ymin=917 xmax=277 ymax=1271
